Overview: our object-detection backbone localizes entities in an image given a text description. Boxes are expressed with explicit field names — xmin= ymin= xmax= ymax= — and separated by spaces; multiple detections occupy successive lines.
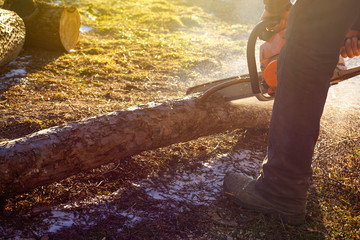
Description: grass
xmin=1 ymin=0 xmax=360 ymax=239
xmin=312 ymin=133 xmax=360 ymax=239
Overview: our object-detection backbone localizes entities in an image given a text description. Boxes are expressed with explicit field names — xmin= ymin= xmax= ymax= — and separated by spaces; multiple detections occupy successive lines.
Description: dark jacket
xmin=263 ymin=0 xmax=292 ymax=14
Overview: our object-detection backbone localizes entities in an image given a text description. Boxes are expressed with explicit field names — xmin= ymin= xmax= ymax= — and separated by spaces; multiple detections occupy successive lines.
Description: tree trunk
xmin=0 ymin=9 xmax=25 ymax=66
xmin=3 ymin=0 xmax=81 ymax=52
xmin=0 ymin=95 xmax=272 ymax=198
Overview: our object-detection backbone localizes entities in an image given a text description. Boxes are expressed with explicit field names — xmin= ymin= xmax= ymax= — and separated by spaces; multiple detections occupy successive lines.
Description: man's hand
xmin=261 ymin=9 xmax=289 ymax=32
xmin=340 ymin=30 xmax=360 ymax=58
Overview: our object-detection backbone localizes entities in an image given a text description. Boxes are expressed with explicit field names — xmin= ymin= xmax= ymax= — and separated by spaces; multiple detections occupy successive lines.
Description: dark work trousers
xmin=255 ymin=0 xmax=360 ymax=203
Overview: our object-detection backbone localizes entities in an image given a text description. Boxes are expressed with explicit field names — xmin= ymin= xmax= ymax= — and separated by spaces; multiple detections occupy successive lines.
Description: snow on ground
xmin=142 ymin=150 xmax=260 ymax=205
xmin=22 ymin=149 xmax=263 ymax=235
xmin=82 ymin=12 xmax=97 ymax=21
xmin=80 ymin=25 xmax=94 ymax=34
xmin=0 ymin=56 xmax=30 ymax=91
xmin=47 ymin=211 xmax=76 ymax=233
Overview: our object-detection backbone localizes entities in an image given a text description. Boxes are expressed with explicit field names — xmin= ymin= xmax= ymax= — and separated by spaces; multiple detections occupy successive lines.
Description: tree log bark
xmin=0 ymin=8 xmax=25 ymax=66
xmin=0 ymin=95 xmax=273 ymax=198
xmin=3 ymin=0 xmax=81 ymax=52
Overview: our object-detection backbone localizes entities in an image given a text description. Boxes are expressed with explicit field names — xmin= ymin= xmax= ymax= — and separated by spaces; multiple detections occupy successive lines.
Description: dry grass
xmin=1 ymin=0 xmax=253 ymax=141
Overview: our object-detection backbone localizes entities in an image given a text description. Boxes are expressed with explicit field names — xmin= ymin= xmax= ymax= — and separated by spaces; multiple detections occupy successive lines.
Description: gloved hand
xmin=340 ymin=30 xmax=360 ymax=58
xmin=261 ymin=9 xmax=289 ymax=32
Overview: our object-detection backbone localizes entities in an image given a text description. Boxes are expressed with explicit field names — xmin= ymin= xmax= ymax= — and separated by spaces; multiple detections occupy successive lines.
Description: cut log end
xmin=60 ymin=7 xmax=81 ymax=51
xmin=0 ymin=9 xmax=26 ymax=66
xmin=4 ymin=0 xmax=81 ymax=52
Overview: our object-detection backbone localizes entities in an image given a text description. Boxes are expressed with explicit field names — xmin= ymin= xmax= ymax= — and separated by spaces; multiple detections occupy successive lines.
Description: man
xmin=223 ymin=0 xmax=360 ymax=225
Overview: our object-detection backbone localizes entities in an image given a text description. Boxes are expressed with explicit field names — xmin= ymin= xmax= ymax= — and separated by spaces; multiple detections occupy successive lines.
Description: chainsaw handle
xmin=247 ymin=18 xmax=280 ymax=101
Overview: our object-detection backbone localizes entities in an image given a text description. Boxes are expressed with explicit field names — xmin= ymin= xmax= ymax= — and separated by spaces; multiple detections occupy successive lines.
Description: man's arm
xmin=263 ymin=0 xmax=291 ymax=14
xmin=261 ymin=0 xmax=291 ymax=32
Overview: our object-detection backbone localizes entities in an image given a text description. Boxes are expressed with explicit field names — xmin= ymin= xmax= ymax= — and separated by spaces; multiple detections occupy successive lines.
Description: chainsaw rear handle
xmin=247 ymin=18 xmax=281 ymax=101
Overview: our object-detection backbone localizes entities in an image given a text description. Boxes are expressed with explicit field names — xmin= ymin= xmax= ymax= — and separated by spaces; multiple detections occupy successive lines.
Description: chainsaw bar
xmin=186 ymin=66 xmax=360 ymax=104
xmin=330 ymin=65 xmax=360 ymax=85
xmin=186 ymin=74 xmax=253 ymax=100
xmin=186 ymin=73 xmax=263 ymax=103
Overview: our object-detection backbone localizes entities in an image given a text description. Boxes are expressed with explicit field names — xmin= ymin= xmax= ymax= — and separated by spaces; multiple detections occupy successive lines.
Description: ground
xmin=0 ymin=0 xmax=360 ymax=239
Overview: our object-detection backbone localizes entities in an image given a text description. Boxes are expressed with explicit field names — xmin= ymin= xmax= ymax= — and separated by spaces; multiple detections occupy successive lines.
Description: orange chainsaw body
xmin=259 ymin=29 xmax=286 ymax=94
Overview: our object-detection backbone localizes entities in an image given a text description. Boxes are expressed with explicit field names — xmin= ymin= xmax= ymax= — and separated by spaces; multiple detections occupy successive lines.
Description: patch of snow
xmin=144 ymin=101 xmax=162 ymax=108
xmin=82 ymin=12 xmax=97 ymax=21
xmin=7 ymin=55 xmax=31 ymax=66
xmin=80 ymin=25 xmax=94 ymax=33
xmin=146 ymin=189 xmax=169 ymax=200
xmin=47 ymin=211 xmax=75 ymax=233
xmin=4 ymin=68 xmax=27 ymax=78
xmin=125 ymin=101 xmax=163 ymax=111
xmin=119 ymin=209 xmax=144 ymax=227
xmin=0 ymin=55 xmax=31 ymax=91
xmin=126 ymin=105 xmax=140 ymax=111
xmin=139 ymin=150 xmax=262 ymax=206
xmin=14 ymin=149 xmax=263 ymax=236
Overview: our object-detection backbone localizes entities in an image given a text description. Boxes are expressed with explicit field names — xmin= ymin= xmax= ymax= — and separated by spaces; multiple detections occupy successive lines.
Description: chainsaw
xmin=186 ymin=18 xmax=360 ymax=103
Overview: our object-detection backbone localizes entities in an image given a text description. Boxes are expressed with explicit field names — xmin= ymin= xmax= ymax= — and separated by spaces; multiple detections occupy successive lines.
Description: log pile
xmin=0 ymin=95 xmax=273 ymax=198
xmin=2 ymin=0 xmax=81 ymax=52
xmin=0 ymin=8 xmax=25 ymax=66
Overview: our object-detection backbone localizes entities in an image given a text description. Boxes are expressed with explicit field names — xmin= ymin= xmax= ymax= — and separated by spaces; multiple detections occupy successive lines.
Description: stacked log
xmin=0 ymin=8 xmax=25 ymax=66
xmin=3 ymin=0 xmax=81 ymax=52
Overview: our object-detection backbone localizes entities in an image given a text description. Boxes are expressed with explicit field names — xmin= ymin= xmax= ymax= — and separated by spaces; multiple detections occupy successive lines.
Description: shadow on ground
xmin=0 ymin=48 xmax=64 ymax=95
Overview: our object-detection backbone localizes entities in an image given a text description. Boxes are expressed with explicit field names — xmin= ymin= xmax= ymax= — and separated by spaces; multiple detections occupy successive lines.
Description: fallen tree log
xmin=0 ymin=8 xmax=25 ymax=66
xmin=0 ymin=95 xmax=273 ymax=198
xmin=3 ymin=0 xmax=81 ymax=52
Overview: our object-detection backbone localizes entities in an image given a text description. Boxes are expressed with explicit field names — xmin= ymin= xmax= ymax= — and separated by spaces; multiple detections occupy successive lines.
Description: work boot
xmin=223 ymin=173 xmax=306 ymax=225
